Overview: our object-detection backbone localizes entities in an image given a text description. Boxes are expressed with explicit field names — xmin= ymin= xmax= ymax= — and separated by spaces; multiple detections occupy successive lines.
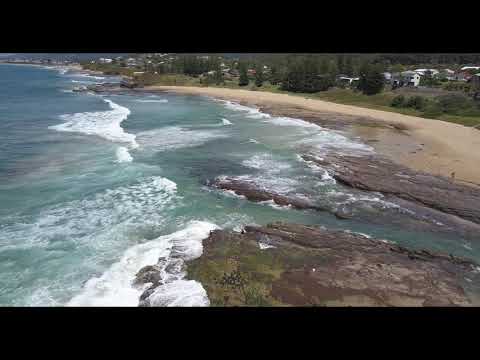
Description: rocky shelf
xmin=302 ymin=153 xmax=480 ymax=225
xmin=185 ymin=223 xmax=480 ymax=306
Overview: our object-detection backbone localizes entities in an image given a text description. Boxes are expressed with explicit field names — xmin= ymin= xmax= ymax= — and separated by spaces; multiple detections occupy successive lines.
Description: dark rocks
xmin=210 ymin=176 xmax=327 ymax=211
xmin=187 ymin=222 xmax=480 ymax=306
xmin=302 ymin=154 xmax=480 ymax=225
xmin=134 ymin=265 xmax=163 ymax=285
xmin=208 ymin=171 xmax=480 ymax=241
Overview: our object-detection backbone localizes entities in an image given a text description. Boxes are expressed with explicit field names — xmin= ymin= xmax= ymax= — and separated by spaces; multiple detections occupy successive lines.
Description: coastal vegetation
xmin=81 ymin=53 xmax=480 ymax=127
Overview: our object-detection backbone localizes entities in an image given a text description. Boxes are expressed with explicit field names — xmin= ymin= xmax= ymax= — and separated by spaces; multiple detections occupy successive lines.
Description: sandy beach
xmin=144 ymin=86 xmax=480 ymax=186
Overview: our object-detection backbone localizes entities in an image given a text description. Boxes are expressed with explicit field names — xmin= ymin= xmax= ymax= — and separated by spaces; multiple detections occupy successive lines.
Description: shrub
xmin=442 ymin=82 xmax=472 ymax=93
xmin=436 ymin=94 xmax=471 ymax=114
xmin=406 ymin=95 xmax=426 ymax=110
xmin=391 ymin=95 xmax=405 ymax=107
xmin=422 ymin=102 xmax=443 ymax=118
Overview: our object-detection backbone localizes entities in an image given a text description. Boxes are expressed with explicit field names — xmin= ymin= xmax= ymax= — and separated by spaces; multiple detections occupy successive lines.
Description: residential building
xmin=440 ymin=69 xmax=456 ymax=81
xmin=471 ymin=73 xmax=480 ymax=89
xmin=337 ymin=75 xmax=360 ymax=86
xmin=413 ymin=68 xmax=439 ymax=77
xmin=460 ymin=66 xmax=480 ymax=71
xmin=455 ymin=71 xmax=473 ymax=82
xmin=392 ymin=71 xmax=421 ymax=87
xmin=98 ymin=58 xmax=113 ymax=64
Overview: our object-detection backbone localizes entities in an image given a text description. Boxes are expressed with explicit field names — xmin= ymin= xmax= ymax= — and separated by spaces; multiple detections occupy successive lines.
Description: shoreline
xmin=141 ymin=85 xmax=480 ymax=186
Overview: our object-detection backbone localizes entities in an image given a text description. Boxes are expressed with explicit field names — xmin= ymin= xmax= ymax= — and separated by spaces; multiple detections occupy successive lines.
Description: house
xmin=126 ymin=58 xmax=138 ymax=67
xmin=98 ymin=58 xmax=113 ymax=64
xmin=229 ymin=69 xmax=240 ymax=77
xmin=382 ymin=72 xmax=392 ymax=82
xmin=460 ymin=66 xmax=480 ymax=71
xmin=471 ymin=73 xmax=480 ymax=89
xmin=455 ymin=71 xmax=473 ymax=82
xmin=440 ymin=69 xmax=456 ymax=81
xmin=413 ymin=68 xmax=439 ymax=77
xmin=337 ymin=75 xmax=359 ymax=86
xmin=392 ymin=71 xmax=421 ymax=87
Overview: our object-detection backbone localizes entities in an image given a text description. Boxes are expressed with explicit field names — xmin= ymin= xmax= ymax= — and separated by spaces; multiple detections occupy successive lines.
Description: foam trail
xmin=242 ymin=153 xmax=291 ymax=173
xmin=265 ymin=116 xmax=322 ymax=129
xmin=136 ymin=126 xmax=228 ymax=152
xmin=116 ymin=147 xmax=133 ymax=163
xmin=67 ymin=221 xmax=218 ymax=307
xmin=135 ymin=99 xmax=169 ymax=103
xmin=221 ymin=118 xmax=232 ymax=126
xmin=49 ymin=99 xmax=139 ymax=149
xmin=221 ymin=100 xmax=271 ymax=119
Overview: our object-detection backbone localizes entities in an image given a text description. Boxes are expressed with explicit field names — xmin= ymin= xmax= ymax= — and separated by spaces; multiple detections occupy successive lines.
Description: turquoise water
xmin=0 ymin=64 xmax=478 ymax=306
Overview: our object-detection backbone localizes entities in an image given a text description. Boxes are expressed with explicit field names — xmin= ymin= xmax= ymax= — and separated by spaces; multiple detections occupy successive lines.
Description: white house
xmin=460 ymin=66 xmax=480 ymax=71
xmin=338 ymin=76 xmax=359 ymax=85
xmin=98 ymin=58 xmax=113 ymax=64
xmin=440 ymin=69 xmax=456 ymax=80
xmin=393 ymin=71 xmax=421 ymax=87
xmin=413 ymin=68 xmax=439 ymax=77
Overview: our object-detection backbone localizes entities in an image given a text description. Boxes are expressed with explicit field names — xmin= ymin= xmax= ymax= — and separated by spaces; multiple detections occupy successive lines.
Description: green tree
xmin=214 ymin=66 xmax=224 ymax=85
xmin=344 ymin=57 xmax=354 ymax=76
xmin=391 ymin=95 xmax=406 ymax=107
xmin=357 ymin=64 xmax=384 ymax=95
xmin=328 ymin=60 xmax=339 ymax=78
xmin=319 ymin=58 xmax=329 ymax=74
xmin=254 ymin=65 xmax=264 ymax=87
xmin=238 ymin=64 xmax=249 ymax=86
xmin=406 ymin=95 xmax=427 ymax=110
xmin=269 ymin=65 xmax=279 ymax=85
xmin=337 ymin=55 xmax=345 ymax=74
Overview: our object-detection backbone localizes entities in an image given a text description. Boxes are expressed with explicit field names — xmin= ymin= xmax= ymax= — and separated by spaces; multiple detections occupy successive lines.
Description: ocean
xmin=0 ymin=64 xmax=478 ymax=306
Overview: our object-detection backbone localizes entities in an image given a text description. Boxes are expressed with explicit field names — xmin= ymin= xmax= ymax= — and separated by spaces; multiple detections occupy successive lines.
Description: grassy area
xmin=82 ymin=63 xmax=480 ymax=128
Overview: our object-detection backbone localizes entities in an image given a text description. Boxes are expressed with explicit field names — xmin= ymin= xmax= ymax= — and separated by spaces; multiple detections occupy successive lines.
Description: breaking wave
xmin=136 ymin=126 xmax=228 ymax=152
xmin=68 ymin=221 xmax=218 ymax=306
xmin=115 ymin=146 xmax=133 ymax=163
xmin=135 ymin=99 xmax=169 ymax=103
xmin=49 ymin=99 xmax=139 ymax=149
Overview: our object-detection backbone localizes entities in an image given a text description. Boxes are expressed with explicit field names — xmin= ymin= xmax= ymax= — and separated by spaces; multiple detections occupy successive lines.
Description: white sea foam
xmin=463 ymin=244 xmax=473 ymax=251
xmin=115 ymin=146 xmax=133 ymax=163
xmin=264 ymin=116 xmax=322 ymax=129
xmin=219 ymin=189 xmax=247 ymax=200
xmin=49 ymin=99 xmax=139 ymax=149
xmin=221 ymin=100 xmax=372 ymax=155
xmin=136 ymin=126 xmax=228 ymax=152
xmin=258 ymin=199 xmax=291 ymax=211
xmin=298 ymin=129 xmax=374 ymax=155
xmin=135 ymin=99 xmax=169 ymax=103
xmin=242 ymin=153 xmax=292 ymax=173
xmin=68 ymin=221 xmax=217 ymax=307
xmin=222 ymin=100 xmax=271 ymax=119
xmin=258 ymin=242 xmax=276 ymax=250
xmin=2 ymin=176 xmax=178 ymax=250
xmin=222 ymin=174 xmax=300 ymax=195
xmin=221 ymin=118 xmax=232 ymax=125
xmin=70 ymin=73 xmax=106 ymax=80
